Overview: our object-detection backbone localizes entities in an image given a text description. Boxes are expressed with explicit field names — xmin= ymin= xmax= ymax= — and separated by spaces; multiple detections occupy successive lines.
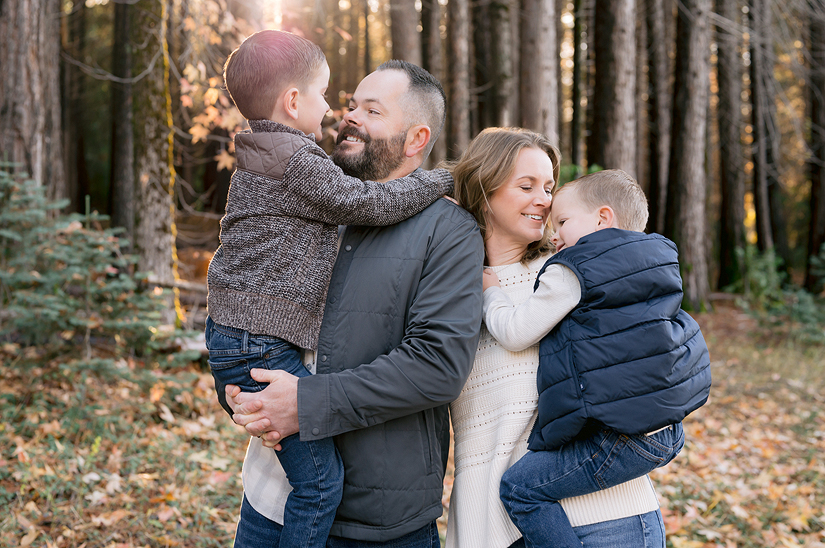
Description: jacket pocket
xmin=423 ymin=408 xmax=437 ymax=475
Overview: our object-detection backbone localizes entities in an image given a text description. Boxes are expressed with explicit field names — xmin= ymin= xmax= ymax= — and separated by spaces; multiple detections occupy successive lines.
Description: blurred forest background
xmin=2 ymin=0 xmax=825 ymax=547
xmin=3 ymin=0 xmax=825 ymax=317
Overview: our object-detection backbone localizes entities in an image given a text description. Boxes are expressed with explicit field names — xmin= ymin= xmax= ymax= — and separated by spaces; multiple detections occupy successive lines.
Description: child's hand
xmin=482 ymin=268 xmax=500 ymax=291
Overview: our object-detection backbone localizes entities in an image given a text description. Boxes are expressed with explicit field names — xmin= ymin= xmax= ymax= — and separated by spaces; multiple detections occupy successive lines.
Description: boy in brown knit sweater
xmin=205 ymin=30 xmax=453 ymax=548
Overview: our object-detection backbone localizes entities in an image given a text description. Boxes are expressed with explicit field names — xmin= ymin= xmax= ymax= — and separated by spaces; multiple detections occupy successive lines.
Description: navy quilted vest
xmin=527 ymin=229 xmax=712 ymax=451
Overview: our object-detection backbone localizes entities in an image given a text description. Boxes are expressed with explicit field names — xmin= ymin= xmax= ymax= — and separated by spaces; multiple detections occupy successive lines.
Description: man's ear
xmin=404 ymin=124 xmax=432 ymax=158
xmin=596 ymin=205 xmax=617 ymax=230
xmin=283 ymin=88 xmax=300 ymax=121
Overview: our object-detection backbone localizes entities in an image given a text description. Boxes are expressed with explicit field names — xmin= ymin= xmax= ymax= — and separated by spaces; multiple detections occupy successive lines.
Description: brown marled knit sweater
xmin=206 ymin=120 xmax=453 ymax=349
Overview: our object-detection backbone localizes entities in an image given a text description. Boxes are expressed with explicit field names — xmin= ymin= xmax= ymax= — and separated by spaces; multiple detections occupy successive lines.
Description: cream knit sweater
xmin=446 ymin=255 xmax=660 ymax=548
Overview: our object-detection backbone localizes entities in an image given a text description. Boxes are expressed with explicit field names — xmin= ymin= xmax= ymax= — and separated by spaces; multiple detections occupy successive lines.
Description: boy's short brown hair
xmin=555 ymin=169 xmax=649 ymax=232
xmin=224 ymin=30 xmax=327 ymax=121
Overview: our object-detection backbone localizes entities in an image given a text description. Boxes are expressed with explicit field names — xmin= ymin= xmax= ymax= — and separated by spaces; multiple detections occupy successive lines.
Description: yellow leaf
xmin=189 ymin=124 xmax=210 ymax=144
xmin=670 ymin=536 xmax=704 ymax=548
xmin=183 ymin=16 xmax=196 ymax=31
xmin=158 ymin=404 xmax=175 ymax=423
xmin=214 ymin=150 xmax=235 ymax=172
xmin=204 ymin=88 xmax=220 ymax=107
xmin=180 ymin=95 xmax=193 ymax=108
xmin=182 ymin=64 xmax=201 ymax=83
xmin=20 ymin=529 xmax=38 ymax=547
xmin=16 ymin=513 xmax=34 ymax=529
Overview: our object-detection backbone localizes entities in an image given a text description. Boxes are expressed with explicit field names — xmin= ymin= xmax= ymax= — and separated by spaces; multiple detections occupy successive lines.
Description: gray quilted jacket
xmin=206 ymin=120 xmax=453 ymax=349
xmin=297 ymin=199 xmax=484 ymax=541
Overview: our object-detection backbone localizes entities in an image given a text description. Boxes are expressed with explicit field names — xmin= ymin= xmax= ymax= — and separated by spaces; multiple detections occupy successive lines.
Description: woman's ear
xmin=596 ymin=205 xmax=617 ymax=230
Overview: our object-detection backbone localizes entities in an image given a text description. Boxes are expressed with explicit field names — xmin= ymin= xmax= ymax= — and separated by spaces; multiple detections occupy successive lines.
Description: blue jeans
xmin=234 ymin=495 xmax=441 ymax=548
xmin=500 ymin=424 xmax=683 ymax=548
xmin=507 ymin=509 xmax=665 ymax=548
xmin=206 ymin=317 xmax=344 ymax=548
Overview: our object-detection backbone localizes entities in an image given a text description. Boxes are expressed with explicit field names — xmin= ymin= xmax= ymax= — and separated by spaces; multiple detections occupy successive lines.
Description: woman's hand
xmin=482 ymin=268 xmax=501 ymax=291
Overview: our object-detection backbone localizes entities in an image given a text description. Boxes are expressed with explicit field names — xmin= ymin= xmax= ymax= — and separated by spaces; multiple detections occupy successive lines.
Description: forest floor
xmin=2 ymin=296 xmax=824 ymax=547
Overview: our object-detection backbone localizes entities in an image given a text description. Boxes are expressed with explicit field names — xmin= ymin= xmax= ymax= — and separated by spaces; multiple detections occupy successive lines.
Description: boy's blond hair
xmin=554 ymin=169 xmax=649 ymax=232
xmin=224 ymin=30 xmax=326 ymax=121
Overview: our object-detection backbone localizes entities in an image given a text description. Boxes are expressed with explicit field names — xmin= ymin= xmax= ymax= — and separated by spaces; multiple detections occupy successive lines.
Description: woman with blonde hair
xmin=446 ymin=127 xmax=665 ymax=548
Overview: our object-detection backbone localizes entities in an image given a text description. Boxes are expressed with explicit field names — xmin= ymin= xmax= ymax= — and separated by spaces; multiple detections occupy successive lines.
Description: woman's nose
xmin=534 ymin=190 xmax=551 ymax=206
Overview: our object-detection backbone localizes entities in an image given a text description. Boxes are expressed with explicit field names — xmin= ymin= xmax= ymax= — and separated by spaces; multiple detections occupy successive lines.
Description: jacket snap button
xmin=345 ymin=245 xmax=352 ymax=251
xmin=312 ymin=428 xmax=320 ymax=436
xmin=321 ymin=355 xmax=327 ymax=362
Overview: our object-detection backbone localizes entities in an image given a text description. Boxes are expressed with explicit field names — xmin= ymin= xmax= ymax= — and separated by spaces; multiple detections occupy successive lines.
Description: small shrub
xmin=0 ymin=165 xmax=169 ymax=366
xmin=731 ymin=245 xmax=825 ymax=344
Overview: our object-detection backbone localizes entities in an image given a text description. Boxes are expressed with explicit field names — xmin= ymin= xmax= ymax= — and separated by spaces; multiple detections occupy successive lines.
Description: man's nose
xmin=341 ymin=109 xmax=360 ymax=126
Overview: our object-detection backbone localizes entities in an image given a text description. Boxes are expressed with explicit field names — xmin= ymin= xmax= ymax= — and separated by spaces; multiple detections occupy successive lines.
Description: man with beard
xmin=226 ymin=60 xmax=485 ymax=548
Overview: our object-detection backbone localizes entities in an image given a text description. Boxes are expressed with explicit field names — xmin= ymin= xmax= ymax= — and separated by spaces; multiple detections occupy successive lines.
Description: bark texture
xmin=645 ymin=0 xmax=672 ymax=233
xmin=421 ymin=0 xmax=446 ymax=166
xmin=519 ymin=0 xmax=559 ymax=143
xmin=749 ymin=0 xmax=774 ymax=251
xmin=0 ymin=0 xmax=65 ymax=200
xmin=591 ymin=0 xmax=637 ymax=174
xmin=110 ymin=0 xmax=135 ymax=245
xmin=715 ymin=0 xmax=746 ymax=288
xmin=390 ymin=0 xmax=422 ymax=65
xmin=666 ymin=0 xmax=711 ymax=310
xmin=447 ymin=0 xmax=470 ymax=158
xmin=807 ymin=0 xmax=825 ymax=292
xmin=133 ymin=0 xmax=180 ymax=323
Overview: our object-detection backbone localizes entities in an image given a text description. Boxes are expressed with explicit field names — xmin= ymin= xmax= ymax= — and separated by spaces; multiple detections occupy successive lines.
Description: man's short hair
xmin=555 ymin=169 xmax=649 ymax=232
xmin=376 ymin=60 xmax=446 ymax=158
xmin=224 ymin=30 xmax=327 ymax=121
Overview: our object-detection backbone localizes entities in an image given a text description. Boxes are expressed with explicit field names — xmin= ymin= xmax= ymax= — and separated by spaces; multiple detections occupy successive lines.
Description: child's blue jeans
xmin=205 ymin=316 xmax=344 ymax=548
xmin=500 ymin=423 xmax=684 ymax=548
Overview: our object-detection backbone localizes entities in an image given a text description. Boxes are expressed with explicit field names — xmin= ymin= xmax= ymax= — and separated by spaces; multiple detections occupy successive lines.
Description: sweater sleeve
xmin=483 ymin=264 xmax=580 ymax=352
xmin=296 ymin=213 xmax=485 ymax=440
xmin=278 ymin=146 xmax=454 ymax=226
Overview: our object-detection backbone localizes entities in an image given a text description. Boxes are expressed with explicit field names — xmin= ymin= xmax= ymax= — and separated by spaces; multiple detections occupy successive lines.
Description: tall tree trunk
xmin=110 ymin=0 xmax=135 ymax=245
xmin=330 ymin=3 xmax=345 ymax=110
xmin=421 ymin=0 xmax=446 ymax=166
xmin=590 ymin=0 xmax=637 ymax=174
xmin=520 ymin=0 xmax=558 ymax=142
xmin=448 ymin=0 xmax=470 ymax=158
xmin=584 ymin=0 xmax=597 ymax=168
xmin=345 ymin=6 xmax=361 ymax=101
xmin=646 ymin=0 xmax=673 ymax=234
xmin=556 ymin=0 xmax=565 ymax=153
xmin=390 ymin=0 xmax=422 ymax=65
xmin=716 ymin=0 xmax=746 ymax=289
xmin=749 ymin=0 xmax=774 ymax=251
xmin=808 ymin=0 xmax=825 ymax=292
xmin=133 ymin=0 xmax=181 ymax=324
xmin=760 ymin=0 xmax=791 ymax=270
xmin=473 ymin=0 xmax=496 ymax=130
xmin=364 ymin=0 xmax=372 ymax=74
xmin=570 ymin=0 xmax=584 ymax=171
xmin=635 ymin=5 xmax=647 ymax=192
xmin=666 ymin=0 xmax=711 ymax=310
xmin=0 ymin=0 xmax=65 ymax=200
xmin=62 ymin=0 xmax=88 ymax=214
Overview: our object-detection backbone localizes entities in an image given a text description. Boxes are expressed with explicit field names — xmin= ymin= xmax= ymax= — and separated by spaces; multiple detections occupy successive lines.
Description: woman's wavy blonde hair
xmin=447 ymin=127 xmax=561 ymax=264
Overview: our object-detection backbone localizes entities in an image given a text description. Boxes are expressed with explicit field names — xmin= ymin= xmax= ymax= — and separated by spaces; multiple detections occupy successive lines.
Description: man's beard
xmin=331 ymin=125 xmax=408 ymax=181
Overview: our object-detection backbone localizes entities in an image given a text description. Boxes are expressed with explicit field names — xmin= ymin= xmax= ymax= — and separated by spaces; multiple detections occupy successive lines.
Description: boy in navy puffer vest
xmin=482 ymin=169 xmax=711 ymax=548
